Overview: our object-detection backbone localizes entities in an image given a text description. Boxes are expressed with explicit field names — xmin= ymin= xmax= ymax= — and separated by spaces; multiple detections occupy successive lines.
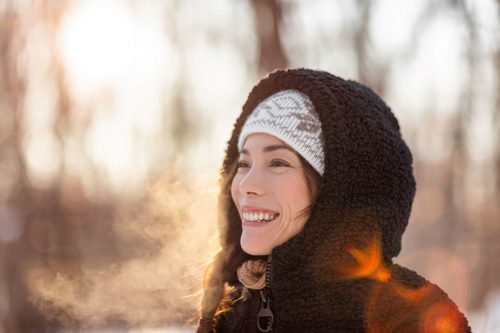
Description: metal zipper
xmin=257 ymin=255 xmax=274 ymax=332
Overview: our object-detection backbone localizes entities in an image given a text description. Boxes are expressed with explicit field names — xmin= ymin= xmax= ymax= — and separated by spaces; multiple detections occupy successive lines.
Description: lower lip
xmin=242 ymin=218 xmax=277 ymax=227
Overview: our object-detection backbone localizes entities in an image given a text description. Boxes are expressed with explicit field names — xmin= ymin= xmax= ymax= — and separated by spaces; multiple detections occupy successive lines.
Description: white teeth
xmin=242 ymin=211 xmax=278 ymax=222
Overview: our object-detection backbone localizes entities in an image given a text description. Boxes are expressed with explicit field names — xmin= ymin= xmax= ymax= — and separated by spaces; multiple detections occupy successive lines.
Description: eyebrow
xmin=240 ymin=144 xmax=294 ymax=155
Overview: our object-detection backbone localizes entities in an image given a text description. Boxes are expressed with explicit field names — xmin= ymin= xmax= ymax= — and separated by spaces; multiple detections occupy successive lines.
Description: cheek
xmin=230 ymin=176 xmax=240 ymax=204
xmin=276 ymin=175 xmax=310 ymax=209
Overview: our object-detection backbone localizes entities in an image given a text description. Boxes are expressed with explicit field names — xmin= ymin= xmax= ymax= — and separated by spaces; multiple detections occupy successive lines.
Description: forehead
xmin=240 ymin=133 xmax=295 ymax=154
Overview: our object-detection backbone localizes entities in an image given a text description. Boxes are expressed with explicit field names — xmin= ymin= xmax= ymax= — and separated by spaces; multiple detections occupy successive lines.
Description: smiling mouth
xmin=242 ymin=211 xmax=280 ymax=223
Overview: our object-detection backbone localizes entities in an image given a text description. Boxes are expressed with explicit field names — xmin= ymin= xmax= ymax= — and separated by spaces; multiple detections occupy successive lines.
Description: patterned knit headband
xmin=237 ymin=89 xmax=325 ymax=176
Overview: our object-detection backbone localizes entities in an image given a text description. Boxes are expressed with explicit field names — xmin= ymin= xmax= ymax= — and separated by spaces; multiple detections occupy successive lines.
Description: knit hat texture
xmin=237 ymin=89 xmax=325 ymax=175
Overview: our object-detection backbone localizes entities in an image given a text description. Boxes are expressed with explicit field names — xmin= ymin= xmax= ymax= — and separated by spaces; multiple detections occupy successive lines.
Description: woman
xmin=197 ymin=68 xmax=471 ymax=332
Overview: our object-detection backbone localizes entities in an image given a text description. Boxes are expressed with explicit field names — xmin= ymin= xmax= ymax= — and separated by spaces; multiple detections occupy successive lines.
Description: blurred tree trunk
xmin=494 ymin=0 xmax=500 ymax=218
xmin=165 ymin=0 xmax=202 ymax=164
xmin=250 ymin=0 xmax=288 ymax=74
xmin=442 ymin=0 xmax=478 ymax=250
xmin=0 ymin=2 xmax=119 ymax=331
xmin=353 ymin=0 xmax=371 ymax=84
xmin=0 ymin=4 xmax=46 ymax=332
xmin=486 ymin=2 xmax=500 ymax=309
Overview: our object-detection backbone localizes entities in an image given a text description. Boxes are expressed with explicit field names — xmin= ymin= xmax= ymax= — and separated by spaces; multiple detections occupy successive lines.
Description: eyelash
xmin=237 ymin=158 xmax=290 ymax=168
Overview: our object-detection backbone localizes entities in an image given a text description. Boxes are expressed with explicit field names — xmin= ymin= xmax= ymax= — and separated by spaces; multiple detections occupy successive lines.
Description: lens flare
xmin=365 ymin=279 xmax=468 ymax=333
xmin=340 ymin=235 xmax=468 ymax=332
xmin=421 ymin=302 xmax=464 ymax=333
xmin=392 ymin=281 xmax=433 ymax=303
xmin=397 ymin=248 xmax=469 ymax=310
xmin=343 ymin=234 xmax=391 ymax=282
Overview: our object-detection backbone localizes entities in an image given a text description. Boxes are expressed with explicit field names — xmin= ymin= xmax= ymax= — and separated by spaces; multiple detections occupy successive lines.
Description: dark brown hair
xmin=296 ymin=153 xmax=323 ymax=219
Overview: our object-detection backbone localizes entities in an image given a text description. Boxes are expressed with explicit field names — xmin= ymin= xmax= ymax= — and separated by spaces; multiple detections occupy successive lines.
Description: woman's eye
xmin=237 ymin=161 xmax=249 ymax=168
xmin=270 ymin=159 xmax=290 ymax=167
xmin=237 ymin=159 xmax=290 ymax=169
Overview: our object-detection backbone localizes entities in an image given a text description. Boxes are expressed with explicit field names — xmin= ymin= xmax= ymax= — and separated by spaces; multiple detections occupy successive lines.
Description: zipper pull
xmin=257 ymin=256 xmax=273 ymax=332
xmin=257 ymin=288 xmax=273 ymax=332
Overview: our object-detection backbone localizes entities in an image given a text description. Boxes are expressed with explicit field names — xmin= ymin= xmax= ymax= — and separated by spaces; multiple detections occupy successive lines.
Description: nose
xmin=238 ymin=166 xmax=266 ymax=196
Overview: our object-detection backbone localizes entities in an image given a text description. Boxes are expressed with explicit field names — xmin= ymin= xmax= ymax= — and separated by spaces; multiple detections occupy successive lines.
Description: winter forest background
xmin=0 ymin=0 xmax=499 ymax=332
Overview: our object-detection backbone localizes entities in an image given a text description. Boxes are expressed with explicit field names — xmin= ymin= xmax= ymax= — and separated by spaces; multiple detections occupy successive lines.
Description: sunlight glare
xmin=56 ymin=1 xmax=175 ymax=195
xmin=23 ymin=129 xmax=62 ymax=190
xmin=57 ymin=0 xmax=134 ymax=97
xmin=84 ymin=110 xmax=142 ymax=195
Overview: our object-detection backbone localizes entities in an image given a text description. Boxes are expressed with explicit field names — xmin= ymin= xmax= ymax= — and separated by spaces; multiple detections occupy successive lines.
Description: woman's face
xmin=231 ymin=133 xmax=312 ymax=255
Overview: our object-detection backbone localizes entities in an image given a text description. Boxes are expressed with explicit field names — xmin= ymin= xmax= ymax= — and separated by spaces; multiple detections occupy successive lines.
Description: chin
xmin=240 ymin=238 xmax=271 ymax=256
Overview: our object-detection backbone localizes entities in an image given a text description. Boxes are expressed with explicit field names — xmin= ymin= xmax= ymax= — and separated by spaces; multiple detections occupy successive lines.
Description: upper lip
xmin=241 ymin=205 xmax=279 ymax=214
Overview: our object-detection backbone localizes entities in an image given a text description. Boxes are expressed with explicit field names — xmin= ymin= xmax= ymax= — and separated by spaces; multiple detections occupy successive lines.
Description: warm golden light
xmin=392 ymin=282 xmax=433 ymax=303
xmin=397 ymin=248 xmax=469 ymax=310
xmin=342 ymin=235 xmax=468 ymax=332
xmin=55 ymin=0 xmax=174 ymax=195
xmin=421 ymin=302 xmax=463 ymax=333
xmin=22 ymin=169 xmax=220 ymax=328
xmin=344 ymin=234 xmax=391 ymax=282
xmin=57 ymin=0 xmax=134 ymax=96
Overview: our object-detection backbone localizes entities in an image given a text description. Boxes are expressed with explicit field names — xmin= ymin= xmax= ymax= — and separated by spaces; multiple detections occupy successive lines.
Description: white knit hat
xmin=237 ymin=89 xmax=325 ymax=175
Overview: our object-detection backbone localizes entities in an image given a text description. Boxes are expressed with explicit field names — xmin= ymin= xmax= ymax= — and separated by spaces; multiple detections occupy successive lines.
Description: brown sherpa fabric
xmin=214 ymin=68 xmax=471 ymax=332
